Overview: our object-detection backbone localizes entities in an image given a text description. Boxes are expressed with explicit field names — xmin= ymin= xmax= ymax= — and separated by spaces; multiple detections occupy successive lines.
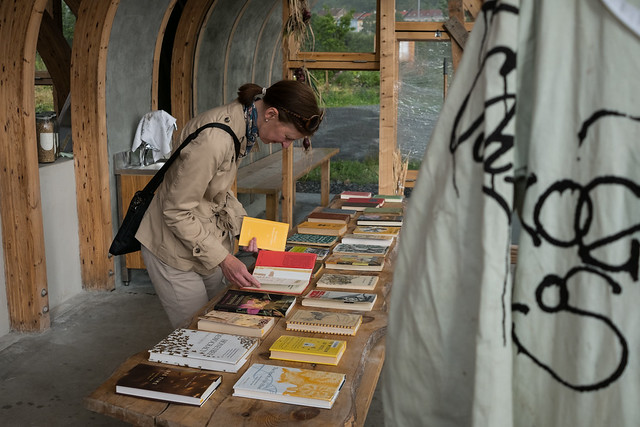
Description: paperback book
xmin=296 ymin=221 xmax=347 ymax=236
xmin=307 ymin=211 xmax=351 ymax=224
xmin=286 ymin=309 xmax=363 ymax=336
xmin=356 ymin=214 xmax=403 ymax=227
xmin=233 ymin=363 xmax=346 ymax=409
xmin=286 ymin=233 xmax=338 ymax=247
xmin=322 ymin=207 xmax=358 ymax=217
xmin=340 ymin=190 xmax=372 ymax=199
xmin=197 ymin=310 xmax=275 ymax=338
xmin=250 ymin=250 xmax=317 ymax=294
xmin=302 ymin=290 xmax=378 ymax=311
xmin=352 ymin=225 xmax=401 ymax=237
xmin=341 ymin=233 xmax=394 ymax=247
xmin=340 ymin=198 xmax=384 ymax=211
xmin=362 ymin=206 xmax=404 ymax=215
xmin=214 ymin=289 xmax=296 ymax=317
xmin=316 ymin=273 xmax=379 ymax=291
xmin=285 ymin=245 xmax=330 ymax=261
xmin=269 ymin=335 xmax=347 ymax=366
xmin=238 ymin=217 xmax=289 ymax=251
xmin=325 ymin=254 xmax=385 ymax=272
xmin=148 ymin=328 xmax=258 ymax=373
xmin=116 ymin=363 xmax=222 ymax=406
xmin=332 ymin=243 xmax=389 ymax=256
xmin=372 ymin=194 xmax=404 ymax=203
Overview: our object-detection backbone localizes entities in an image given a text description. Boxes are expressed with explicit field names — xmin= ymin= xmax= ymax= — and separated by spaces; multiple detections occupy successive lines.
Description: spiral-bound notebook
xmin=285 ymin=309 xmax=362 ymax=336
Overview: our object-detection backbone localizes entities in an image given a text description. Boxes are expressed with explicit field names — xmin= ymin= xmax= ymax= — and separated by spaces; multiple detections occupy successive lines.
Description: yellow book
xmin=238 ymin=217 xmax=289 ymax=251
xmin=269 ymin=335 xmax=347 ymax=366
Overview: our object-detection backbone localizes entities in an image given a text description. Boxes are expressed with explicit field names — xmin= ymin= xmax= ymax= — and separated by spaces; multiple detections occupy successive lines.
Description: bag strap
xmin=141 ymin=122 xmax=241 ymax=194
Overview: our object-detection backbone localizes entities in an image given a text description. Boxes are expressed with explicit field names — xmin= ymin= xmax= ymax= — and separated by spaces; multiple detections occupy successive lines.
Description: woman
xmin=136 ymin=80 xmax=324 ymax=328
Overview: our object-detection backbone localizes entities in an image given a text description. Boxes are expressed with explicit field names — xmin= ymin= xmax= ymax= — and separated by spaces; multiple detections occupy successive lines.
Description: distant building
xmin=351 ymin=11 xmax=375 ymax=32
xmin=402 ymin=9 xmax=444 ymax=22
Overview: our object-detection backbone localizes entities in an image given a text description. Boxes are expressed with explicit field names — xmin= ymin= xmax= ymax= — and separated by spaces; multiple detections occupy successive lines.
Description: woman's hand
xmin=219 ymin=253 xmax=261 ymax=288
xmin=240 ymin=237 xmax=259 ymax=254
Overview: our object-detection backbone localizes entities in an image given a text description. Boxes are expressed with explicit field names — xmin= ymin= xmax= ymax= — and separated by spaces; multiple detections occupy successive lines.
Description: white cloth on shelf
xmin=131 ymin=110 xmax=177 ymax=161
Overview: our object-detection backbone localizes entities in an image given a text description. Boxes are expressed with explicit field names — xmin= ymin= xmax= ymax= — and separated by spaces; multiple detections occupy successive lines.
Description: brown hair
xmin=237 ymin=80 xmax=323 ymax=136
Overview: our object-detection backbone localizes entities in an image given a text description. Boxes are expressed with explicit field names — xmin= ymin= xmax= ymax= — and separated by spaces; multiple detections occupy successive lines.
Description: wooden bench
xmin=236 ymin=147 xmax=339 ymax=221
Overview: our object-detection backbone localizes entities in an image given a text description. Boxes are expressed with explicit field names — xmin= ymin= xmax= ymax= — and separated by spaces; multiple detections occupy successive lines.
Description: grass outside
xmin=300 ymin=157 xmax=421 ymax=185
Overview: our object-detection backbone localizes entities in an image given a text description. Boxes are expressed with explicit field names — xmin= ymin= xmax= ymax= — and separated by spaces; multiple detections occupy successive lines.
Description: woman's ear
xmin=265 ymin=107 xmax=279 ymax=122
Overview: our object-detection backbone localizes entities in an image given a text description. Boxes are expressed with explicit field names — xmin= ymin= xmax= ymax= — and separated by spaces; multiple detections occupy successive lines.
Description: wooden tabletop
xmin=84 ymin=201 xmax=398 ymax=426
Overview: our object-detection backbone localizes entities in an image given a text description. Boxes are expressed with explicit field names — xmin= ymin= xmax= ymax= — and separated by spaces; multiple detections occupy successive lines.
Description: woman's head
xmin=238 ymin=80 xmax=324 ymax=138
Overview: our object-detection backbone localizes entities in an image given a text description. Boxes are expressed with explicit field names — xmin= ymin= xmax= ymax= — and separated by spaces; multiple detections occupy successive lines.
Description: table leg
xmin=266 ymin=192 xmax=279 ymax=221
xmin=321 ymin=159 xmax=330 ymax=206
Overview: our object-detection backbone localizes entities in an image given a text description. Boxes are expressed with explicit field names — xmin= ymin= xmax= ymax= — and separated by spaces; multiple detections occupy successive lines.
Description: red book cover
xmin=255 ymin=250 xmax=317 ymax=270
xmin=340 ymin=191 xmax=372 ymax=199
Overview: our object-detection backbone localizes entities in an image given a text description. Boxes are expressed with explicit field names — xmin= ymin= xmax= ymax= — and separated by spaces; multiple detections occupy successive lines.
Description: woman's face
xmin=258 ymin=107 xmax=305 ymax=148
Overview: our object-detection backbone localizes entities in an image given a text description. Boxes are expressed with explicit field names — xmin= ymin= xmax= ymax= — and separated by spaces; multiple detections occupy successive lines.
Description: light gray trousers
xmin=141 ymin=245 xmax=228 ymax=329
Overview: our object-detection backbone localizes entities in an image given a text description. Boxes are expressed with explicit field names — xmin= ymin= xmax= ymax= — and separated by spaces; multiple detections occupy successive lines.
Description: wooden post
xmin=378 ymin=0 xmax=398 ymax=195
xmin=0 ymin=0 xmax=51 ymax=331
xmin=449 ymin=0 xmax=465 ymax=70
xmin=281 ymin=0 xmax=294 ymax=226
xmin=71 ymin=0 xmax=120 ymax=290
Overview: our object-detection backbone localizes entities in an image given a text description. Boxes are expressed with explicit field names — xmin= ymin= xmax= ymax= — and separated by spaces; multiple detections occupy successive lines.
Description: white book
xmin=341 ymin=233 xmax=394 ymax=247
xmin=233 ymin=363 xmax=346 ymax=409
xmin=332 ymin=243 xmax=389 ymax=256
xmin=302 ymin=290 xmax=378 ymax=311
xmin=148 ymin=328 xmax=258 ymax=373
xmin=316 ymin=273 xmax=379 ymax=291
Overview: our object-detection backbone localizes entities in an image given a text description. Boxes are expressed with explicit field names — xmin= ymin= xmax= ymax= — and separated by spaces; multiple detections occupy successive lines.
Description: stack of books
xmin=296 ymin=220 xmax=347 ymax=236
xmin=340 ymin=197 xmax=384 ymax=211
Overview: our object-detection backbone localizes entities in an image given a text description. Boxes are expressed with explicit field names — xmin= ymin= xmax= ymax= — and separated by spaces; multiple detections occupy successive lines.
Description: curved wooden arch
xmin=171 ymin=0 xmax=217 ymax=131
xmin=71 ymin=0 xmax=120 ymax=290
xmin=152 ymin=0 xmax=179 ymax=110
xmin=0 ymin=0 xmax=50 ymax=331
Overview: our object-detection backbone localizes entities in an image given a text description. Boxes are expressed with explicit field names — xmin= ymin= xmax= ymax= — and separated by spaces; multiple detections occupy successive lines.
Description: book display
xmin=296 ymin=221 xmax=347 ymax=236
xmin=148 ymin=329 xmax=258 ymax=373
xmin=250 ymin=250 xmax=317 ymax=294
xmin=285 ymin=245 xmax=330 ymax=261
xmin=325 ymin=254 xmax=385 ymax=272
xmin=232 ymin=363 xmax=346 ymax=409
xmin=286 ymin=233 xmax=338 ymax=247
xmin=332 ymin=243 xmax=390 ymax=256
xmin=341 ymin=233 xmax=395 ymax=247
xmin=214 ymin=290 xmax=296 ymax=317
xmin=302 ymin=290 xmax=378 ymax=311
xmin=238 ymin=217 xmax=289 ymax=251
xmin=197 ymin=310 xmax=275 ymax=338
xmin=362 ymin=206 xmax=404 ymax=215
xmin=116 ymin=363 xmax=222 ymax=406
xmin=356 ymin=214 xmax=403 ymax=227
xmin=340 ymin=198 xmax=384 ymax=211
xmin=269 ymin=335 xmax=347 ymax=366
xmin=316 ymin=273 xmax=379 ymax=291
xmin=286 ymin=309 xmax=363 ymax=335
xmin=352 ymin=225 xmax=401 ymax=237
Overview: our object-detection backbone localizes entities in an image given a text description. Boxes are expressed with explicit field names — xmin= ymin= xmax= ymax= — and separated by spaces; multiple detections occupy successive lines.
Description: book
xmin=250 ymin=250 xmax=317 ymax=295
xmin=340 ymin=190 xmax=372 ymax=199
xmin=352 ymin=225 xmax=401 ymax=237
xmin=307 ymin=211 xmax=351 ymax=224
xmin=116 ymin=363 xmax=222 ymax=406
xmin=312 ymin=262 xmax=325 ymax=279
xmin=214 ymin=289 xmax=296 ymax=317
xmin=197 ymin=310 xmax=275 ymax=338
xmin=356 ymin=214 xmax=403 ymax=227
xmin=325 ymin=254 xmax=385 ymax=272
xmin=302 ymin=290 xmax=378 ymax=311
xmin=340 ymin=198 xmax=384 ymax=211
xmin=332 ymin=243 xmax=390 ymax=256
xmin=286 ymin=233 xmax=338 ymax=247
xmin=238 ymin=217 xmax=289 ymax=251
xmin=316 ymin=273 xmax=379 ymax=291
xmin=362 ymin=206 xmax=404 ymax=215
xmin=341 ymin=233 xmax=394 ymax=247
xmin=286 ymin=309 xmax=363 ymax=336
xmin=148 ymin=328 xmax=258 ymax=373
xmin=296 ymin=221 xmax=347 ymax=236
xmin=233 ymin=363 xmax=346 ymax=409
xmin=322 ymin=207 xmax=357 ymax=217
xmin=285 ymin=245 xmax=330 ymax=261
xmin=373 ymin=194 xmax=404 ymax=203
xmin=269 ymin=335 xmax=347 ymax=366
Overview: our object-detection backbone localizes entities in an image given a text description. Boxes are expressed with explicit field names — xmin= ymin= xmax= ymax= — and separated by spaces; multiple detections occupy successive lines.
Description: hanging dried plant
xmin=285 ymin=0 xmax=314 ymax=48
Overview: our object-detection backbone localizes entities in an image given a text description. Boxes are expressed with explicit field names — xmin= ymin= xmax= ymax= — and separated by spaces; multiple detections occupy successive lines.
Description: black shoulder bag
xmin=109 ymin=122 xmax=241 ymax=256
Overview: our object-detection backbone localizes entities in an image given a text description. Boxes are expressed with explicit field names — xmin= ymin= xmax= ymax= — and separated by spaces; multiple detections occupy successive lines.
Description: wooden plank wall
xmin=0 ymin=0 xmax=50 ymax=331
xmin=71 ymin=0 xmax=120 ymax=290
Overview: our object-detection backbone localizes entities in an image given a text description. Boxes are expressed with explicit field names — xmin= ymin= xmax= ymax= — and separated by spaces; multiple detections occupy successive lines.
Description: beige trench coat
xmin=136 ymin=101 xmax=249 ymax=275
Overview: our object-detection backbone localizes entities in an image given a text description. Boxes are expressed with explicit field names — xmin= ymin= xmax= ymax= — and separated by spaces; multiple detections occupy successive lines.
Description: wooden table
xmin=85 ymin=201 xmax=397 ymax=426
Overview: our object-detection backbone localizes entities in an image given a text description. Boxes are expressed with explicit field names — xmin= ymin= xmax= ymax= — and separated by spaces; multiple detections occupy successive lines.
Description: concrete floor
xmin=0 ymin=193 xmax=385 ymax=426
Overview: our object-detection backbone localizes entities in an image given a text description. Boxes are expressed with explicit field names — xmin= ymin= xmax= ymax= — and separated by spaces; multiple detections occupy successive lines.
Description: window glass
xmin=301 ymin=1 xmax=377 ymax=53
xmin=396 ymin=1 xmax=448 ymax=22
xmin=397 ymin=40 xmax=452 ymax=164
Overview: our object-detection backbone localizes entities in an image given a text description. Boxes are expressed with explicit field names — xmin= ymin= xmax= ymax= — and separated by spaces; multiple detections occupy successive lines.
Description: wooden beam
xmin=464 ymin=0 xmax=483 ymax=18
xmin=286 ymin=60 xmax=379 ymax=71
xmin=63 ymin=0 xmax=81 ymax=17
xmin=378 ymin=0 xmax=397 ymax=195
xmin=37 ymin=9 xmax=71 ymax=112
xmin=0 ymin=0 xmax=51 ymax=331
xmin=171 ymin=0 xmax=216 ymax=131
xmin=152 ymin=0 xmax=178 ymax=111
xmin=444 ymin=16 xmax=469 ymax=49
xmin=281 ymin=0 xmax=293 ymax=226
xmin=449 ymin=0 xmax=465 ymax=70
xmin=71 ymin=0 xmax=120 ymax=290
